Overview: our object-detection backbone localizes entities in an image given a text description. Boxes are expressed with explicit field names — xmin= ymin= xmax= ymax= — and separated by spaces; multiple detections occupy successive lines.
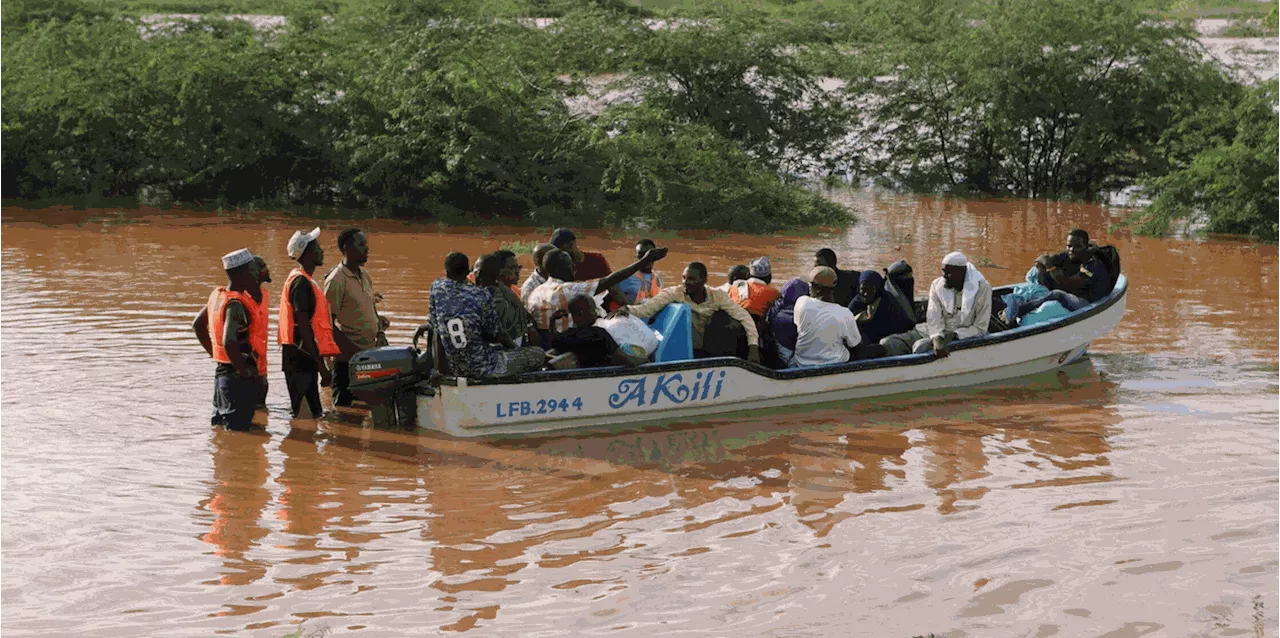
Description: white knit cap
xmin=221 ymin=248 xmax=253 ymax=270
xmin=749 ymin=256 xmax=772 ymax=278
xmin=286 ymin=227 xmax=321 ymax=259
xmin=942 ymin=251 xmax=968 ymax=267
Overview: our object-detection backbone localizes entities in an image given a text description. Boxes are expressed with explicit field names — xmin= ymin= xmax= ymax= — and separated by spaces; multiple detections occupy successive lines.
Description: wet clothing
xmin=212 ymin=365 xmax=258 ymax=431
xmin=552 ymin=326 xmax=620 ymax=368
xmin=207 ymin=290 xmax=259 ymax=430
xmin=1039 ymin=252 xmax=1111 ymax=302
xmin=617 ymin=271 xmax=663 ymax=304
xmin=280 ymin=274 xmax=325 ymax=418
xmin=574 ymin=251 xmax=612 ymax=281
xmin=626 ymin=286 xmax=760 ymax=349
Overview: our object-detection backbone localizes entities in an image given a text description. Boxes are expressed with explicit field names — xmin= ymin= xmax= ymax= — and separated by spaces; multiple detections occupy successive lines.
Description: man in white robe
xmin=880 ymin=252 xmax=992 ymax=357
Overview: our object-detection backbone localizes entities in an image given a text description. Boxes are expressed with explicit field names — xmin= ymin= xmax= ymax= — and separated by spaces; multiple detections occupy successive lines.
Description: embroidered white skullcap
xmin=749 ymin=256 xmax=772 ymax=278
xmin=221 ymin=248 xmax=253 ymax=270
xmin=286 ymin=227 xmax=322 ymax=259
xmin=942 ymin=251 xmax=968 ymax=267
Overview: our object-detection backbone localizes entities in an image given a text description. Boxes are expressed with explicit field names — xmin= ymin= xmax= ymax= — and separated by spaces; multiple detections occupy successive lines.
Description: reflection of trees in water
xmin=197 ymin=430 xmax=272 ymax=587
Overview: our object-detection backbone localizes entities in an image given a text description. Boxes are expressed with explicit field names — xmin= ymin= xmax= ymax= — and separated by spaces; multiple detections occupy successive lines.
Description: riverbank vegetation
xmin=3 ymin=0 xmax=1276 ymax=239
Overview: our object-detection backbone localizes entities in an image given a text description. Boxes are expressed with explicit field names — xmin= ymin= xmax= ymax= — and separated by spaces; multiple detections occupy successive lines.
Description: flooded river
xmin=2 ymin=193 xmax=1276 ymax=637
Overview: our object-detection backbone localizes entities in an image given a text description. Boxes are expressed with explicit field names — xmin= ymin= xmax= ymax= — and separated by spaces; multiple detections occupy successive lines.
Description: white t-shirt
xmin=792 ymin=296 xmax=861 ymax=367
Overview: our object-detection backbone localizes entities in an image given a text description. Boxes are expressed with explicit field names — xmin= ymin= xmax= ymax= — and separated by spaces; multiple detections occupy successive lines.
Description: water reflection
xmin=198 ymin=430 xmax=272 ymax=587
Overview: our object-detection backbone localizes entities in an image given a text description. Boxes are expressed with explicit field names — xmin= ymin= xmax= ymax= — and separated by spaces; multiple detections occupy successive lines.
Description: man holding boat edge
xmin=616 ymin=261 xmax=762 ymax=364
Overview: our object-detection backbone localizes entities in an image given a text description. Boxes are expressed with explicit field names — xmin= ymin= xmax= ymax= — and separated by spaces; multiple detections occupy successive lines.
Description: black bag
xmin=1090 ymin=244 xmax=1122 ymax=291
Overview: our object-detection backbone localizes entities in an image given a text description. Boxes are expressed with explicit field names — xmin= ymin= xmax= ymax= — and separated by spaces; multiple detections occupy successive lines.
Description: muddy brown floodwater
xmin=1 ymin=192 xmax=1276 ymax=637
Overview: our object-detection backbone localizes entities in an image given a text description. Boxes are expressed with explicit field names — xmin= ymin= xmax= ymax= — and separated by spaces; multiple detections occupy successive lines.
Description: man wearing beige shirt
xmin=620 ymin=261 xmax=761 ymax=364
xmin=323 ymin=228 xmax=389 ymax=406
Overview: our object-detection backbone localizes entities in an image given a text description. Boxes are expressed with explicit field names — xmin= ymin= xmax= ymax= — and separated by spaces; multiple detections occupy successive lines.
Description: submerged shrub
xmin=1129 ymin=80 xmax=1278 ymax=242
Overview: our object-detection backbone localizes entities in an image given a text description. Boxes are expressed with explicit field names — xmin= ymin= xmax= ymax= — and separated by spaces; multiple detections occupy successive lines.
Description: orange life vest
xmin=729 ymin=279 xmax=780 ymax=317
xmin=277 ymin=268 xmax=341 ymax=357
xmin=632 ymin=272 xmax=662 ymax=303
xmin=207 ymin=287 xmax=266 ymax=368
xmin=246 ymin=288 xmax=269 ymax=375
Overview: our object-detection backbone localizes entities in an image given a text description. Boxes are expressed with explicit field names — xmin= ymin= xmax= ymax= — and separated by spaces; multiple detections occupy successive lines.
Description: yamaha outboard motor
xmin=347 ymin=325 xmax=434 ymax=428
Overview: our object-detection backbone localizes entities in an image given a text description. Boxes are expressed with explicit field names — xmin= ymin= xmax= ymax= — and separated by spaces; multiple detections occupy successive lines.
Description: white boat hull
xmin=417 ymin=276 xmax=1127 ymax=438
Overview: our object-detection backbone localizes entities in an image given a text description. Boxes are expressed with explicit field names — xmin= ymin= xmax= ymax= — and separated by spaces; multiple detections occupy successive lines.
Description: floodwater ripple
xmin=1 ymin=194 xmax=1276 ymax=637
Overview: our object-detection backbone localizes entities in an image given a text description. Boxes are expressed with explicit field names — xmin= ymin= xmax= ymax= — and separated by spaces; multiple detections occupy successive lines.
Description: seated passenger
xmin=1003 ymin=229 xmax=1110 ymax=325
xmin=475 ymin=253 xmax=538 ymax=347
xmin=527 ymin=245 xmax=668 ymax=334
xmin=814 ymin=248 xmax=861 ymax=307
xmin=849 ymin=270 xmax=914 ymax=350
xmin=429 ymin=252 xmax=546 ymax=378
xmin=764 ymin=279 xmax=809 ymax=368
xmin=618 ymin=261 xmax=761 ymax=364
xmin=880 ymin=252 xmax=992 ymax=358
xmin=792 ymin=267 xmax=862 ymax=368
xmin=616 ymin=238 xmax=664 ymax=304
xmin=547 ymin=295 xmax=635 ymax=369
xmin=883 ymin=259 xmax=919 ymax=323
xmin=520 ymin=242 xmax=555 ymax=301
xmin=729 ymin=257 xmax=781 ymax=318
xmin=714 ymin=264 xmax=750 ymax=292
xmin=550 ymin=227 xmax=611 ymax=281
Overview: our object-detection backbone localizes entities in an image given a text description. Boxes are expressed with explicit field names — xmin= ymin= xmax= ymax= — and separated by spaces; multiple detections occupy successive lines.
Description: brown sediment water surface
xmin=2 ymin=192 xmax=1276 ymax=637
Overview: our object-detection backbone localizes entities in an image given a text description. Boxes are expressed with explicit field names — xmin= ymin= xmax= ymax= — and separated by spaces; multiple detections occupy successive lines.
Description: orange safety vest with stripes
xmin=247 ymin=289 xmax=269 ymax=375
xmin=207 ymin=287 xmax=266 ymax=370
xmin=729 ymin=279 xmax=780 ymax=317
xmin=277 ymin=268 xmax=341 ymax=357
xmin=631 ymin=271 xmax=663 ymax=303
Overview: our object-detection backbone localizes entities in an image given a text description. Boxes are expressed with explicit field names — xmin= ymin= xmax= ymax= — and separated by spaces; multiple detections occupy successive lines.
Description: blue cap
xmin=550 ymin=228 xmax=576 ymax=248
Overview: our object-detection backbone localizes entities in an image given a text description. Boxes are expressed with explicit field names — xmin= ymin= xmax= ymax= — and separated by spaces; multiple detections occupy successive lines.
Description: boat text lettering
xmin=609 ymin=369 xmax=727 ymax=409
xmin=496 ymin=396 xmax=584 ymax=418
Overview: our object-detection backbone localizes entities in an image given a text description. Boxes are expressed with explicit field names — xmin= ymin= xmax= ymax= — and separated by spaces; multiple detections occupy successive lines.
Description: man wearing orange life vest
xmin=278 ymin=228 xmax=358 ymax=418
xmin=729 ymin=256 xmax=781 ymax=318
xmin=193 ymin=249 xmax=264 ymax=431
xmin=616 ymin=238 xmax=664 ymax=304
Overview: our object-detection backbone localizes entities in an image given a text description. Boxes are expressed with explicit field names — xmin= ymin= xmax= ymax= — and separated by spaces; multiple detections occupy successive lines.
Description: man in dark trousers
xmin=1004 ymin=229 xmax=1111 ymax=324
xmin=194 ymin=249 xmax=264 ymax=431
xmin=324 ymin=228 xmax=388 ymax=407
xmin=277 ymin=228 xmax=358 ymax=418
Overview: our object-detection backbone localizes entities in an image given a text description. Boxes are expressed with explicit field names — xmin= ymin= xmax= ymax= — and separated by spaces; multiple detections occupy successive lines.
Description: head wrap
xmin=750 ymin=256 xmax=772 ymax=279
xmin=549 ymin=228 xmax=576 ymax=248
xmin=287 ymin=227 xmax=321 ymax=259
xmin=943 ymin=251 xmax=968 ymax=267
xmin=779 ymin=278 xmax=809 ymax=307
xmin=221 ymin=248 xmax=253 ymax=270
xmin=858 ymin=269 xmax=884 ymax=290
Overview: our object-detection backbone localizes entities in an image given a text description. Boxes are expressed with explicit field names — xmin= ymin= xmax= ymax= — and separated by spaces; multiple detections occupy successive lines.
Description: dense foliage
xmin=2 ymin=0 xmax=1274 ymax=239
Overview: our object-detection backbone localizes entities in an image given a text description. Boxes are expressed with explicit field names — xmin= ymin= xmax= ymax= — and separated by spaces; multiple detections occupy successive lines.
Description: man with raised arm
xmin=619 ymin=261 xmax=761 ymax=364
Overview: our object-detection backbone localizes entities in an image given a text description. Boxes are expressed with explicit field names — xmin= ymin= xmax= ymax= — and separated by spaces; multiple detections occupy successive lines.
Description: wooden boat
xmin=415 ymin=275 xmax=1128 ymax=438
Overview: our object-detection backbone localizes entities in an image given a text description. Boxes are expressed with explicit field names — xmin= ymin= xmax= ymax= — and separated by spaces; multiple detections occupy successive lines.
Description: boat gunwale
xmin=437 ymin=274 xmax=1128 ymax=387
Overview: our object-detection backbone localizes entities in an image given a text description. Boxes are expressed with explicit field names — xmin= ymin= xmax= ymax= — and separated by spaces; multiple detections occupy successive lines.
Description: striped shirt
xmin=526 ymin=277 xmax=600 ymax=333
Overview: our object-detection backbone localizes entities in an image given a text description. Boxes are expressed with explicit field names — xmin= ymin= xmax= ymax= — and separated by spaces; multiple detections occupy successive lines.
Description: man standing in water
xmin=278 ymin=228 xmax=357 ymax=418
xmin=251 ymin=255 xmax=272 ymax=408
xmin=323 ymin=228 xmax=388 ymax=407
xmin=194 ymin=249 xmax=264 ymax=431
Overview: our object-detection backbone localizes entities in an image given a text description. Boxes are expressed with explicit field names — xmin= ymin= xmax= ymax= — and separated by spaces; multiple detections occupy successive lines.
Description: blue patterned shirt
xmin=429 ymin=278 xmax=502 ymax=378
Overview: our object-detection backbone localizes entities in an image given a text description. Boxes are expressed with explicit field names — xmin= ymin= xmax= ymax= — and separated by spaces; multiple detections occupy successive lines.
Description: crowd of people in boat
xmin=196 ymin=225 xmax=1116 ymax=430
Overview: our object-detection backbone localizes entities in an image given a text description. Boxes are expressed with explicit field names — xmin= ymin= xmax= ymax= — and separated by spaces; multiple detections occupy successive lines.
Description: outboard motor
xmin=347 ymin=325 xmax=434 ymax=428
